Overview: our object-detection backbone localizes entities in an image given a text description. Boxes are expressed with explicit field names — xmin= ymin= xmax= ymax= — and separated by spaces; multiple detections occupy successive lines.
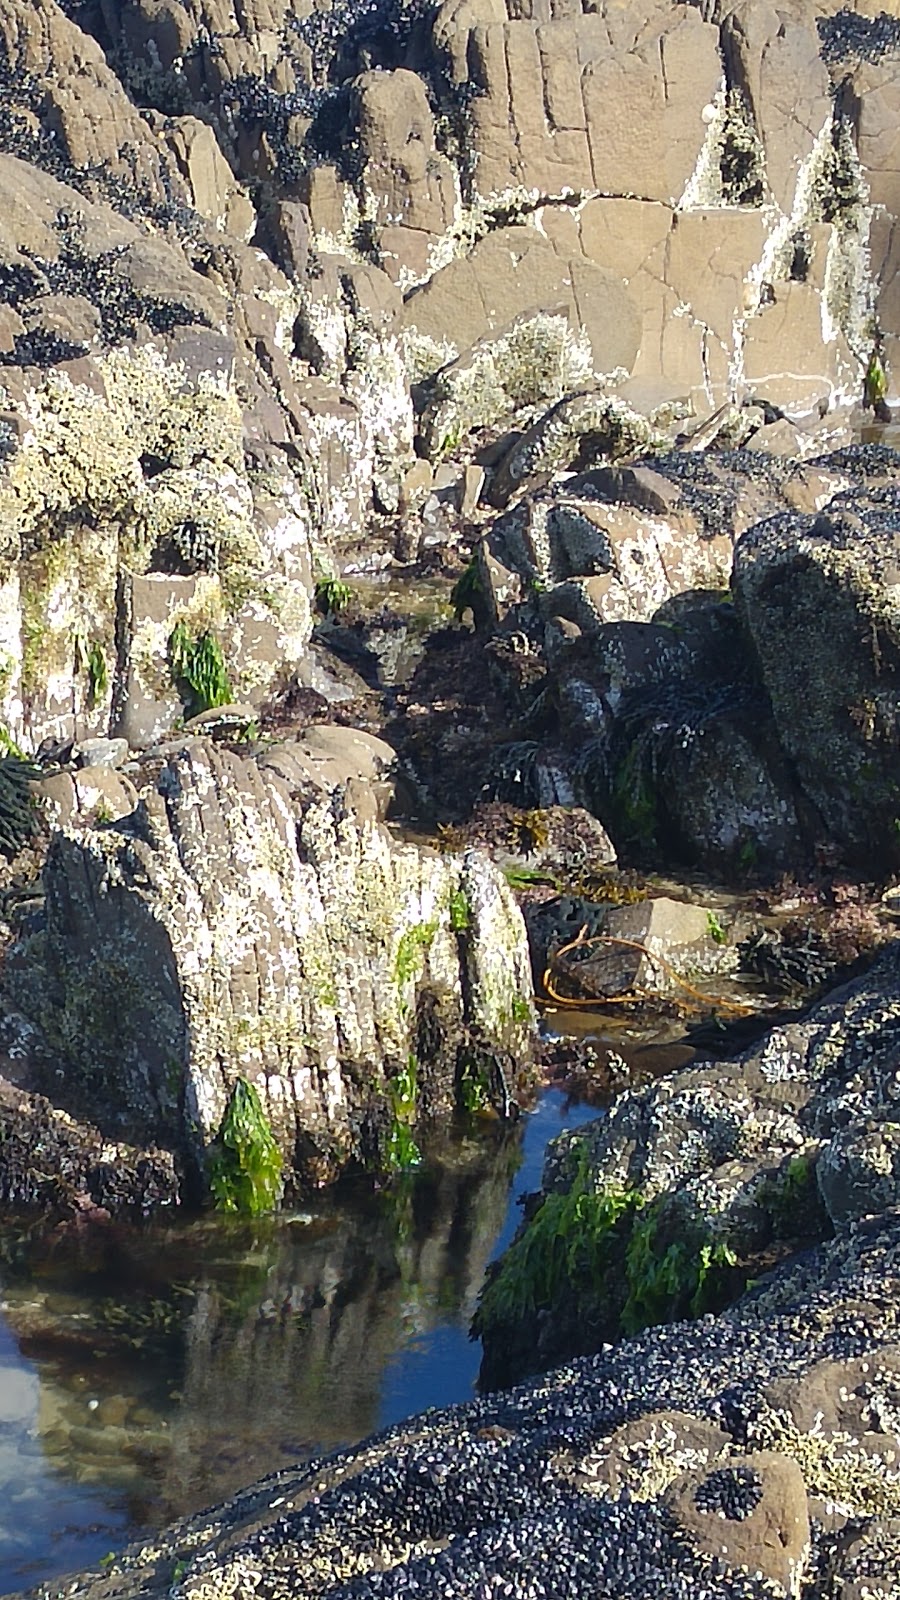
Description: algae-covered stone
xmin=12 ymin=737 xmax=536 ymax=1192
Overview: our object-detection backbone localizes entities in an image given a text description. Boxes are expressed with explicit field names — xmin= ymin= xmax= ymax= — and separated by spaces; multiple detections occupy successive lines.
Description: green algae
xmin=386 ymin=1054 xmax=421 ymax=1172
xmin=208 ymin=1078 xmax=283 ymax=1216
xmin=167 ymin=621 xmax=232 ymax=716
xmin=394 ymin=921 xmax=439 ymax=989
xmin=622 ymin=1202 xmax=738 ymax=1335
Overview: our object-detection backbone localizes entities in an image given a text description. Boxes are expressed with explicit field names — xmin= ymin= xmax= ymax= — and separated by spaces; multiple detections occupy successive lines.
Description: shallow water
xmin=0 ymin=1091 xmax=597 ymax=1594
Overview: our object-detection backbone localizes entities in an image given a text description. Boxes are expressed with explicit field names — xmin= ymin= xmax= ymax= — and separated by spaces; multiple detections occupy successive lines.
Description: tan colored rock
xmin=353 ymin=69 xmax=458 ymax=277
xmin=579 ymin=197 xmax=673 ymax=282
xmin=0 ymin=0 xmax=192 ymax=207
xmin=742 ymin=282 xmax=854 ymax=415
xmin=461 ymin=463 xmax=486 ymax=516
xmin=399 ymin=458 xmax=434 ymax=511
xmin=748 ymin=417 xmax=807 ymax=455
xmin=159 ymin=115 xmax=256 ymax=238
xmin=402 ymin=225 xmax=639 ymax=374
xmin=582 ymin=10 xmax=721 ymax=204
xmin=723 ymin=2 xmax=832 ymax=212
xmin=665 ymin=1451 xmax=810 ymax=1593
xmin=666 ymin=209 xmax=767 ymax=351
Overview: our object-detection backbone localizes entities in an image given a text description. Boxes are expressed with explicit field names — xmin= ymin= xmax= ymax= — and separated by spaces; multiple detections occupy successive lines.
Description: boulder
xmin=733 ymin=456 xmax=900 ymax=871
xmin=10 ymin=736 xmax=536 ymax=1192
xmin=478 ymin=941 xmax=900 ymax=1385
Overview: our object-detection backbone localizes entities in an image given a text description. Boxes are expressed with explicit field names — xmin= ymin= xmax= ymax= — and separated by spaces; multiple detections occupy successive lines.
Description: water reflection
xmin=0 ymin=1092 xmax=598 ymax=1593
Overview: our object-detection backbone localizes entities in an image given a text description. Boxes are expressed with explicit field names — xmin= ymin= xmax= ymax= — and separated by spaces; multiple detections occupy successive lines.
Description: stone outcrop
xmin=8 ymin=734 xmax=536 ymax=1192
xmin=0 ymin=0 xmax=898 ymax=764
xmin=477 ymin=940 xmax=900 ymax=1389
xmin=733 ymin=459 xmax=900 ymax=872
xmin=439 ymin=440 xmax=900 ymax=879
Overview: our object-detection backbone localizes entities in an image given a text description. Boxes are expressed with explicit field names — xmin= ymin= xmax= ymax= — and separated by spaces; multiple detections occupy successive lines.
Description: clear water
xmin=0 ymin=1092 xmax=598 ymax=1594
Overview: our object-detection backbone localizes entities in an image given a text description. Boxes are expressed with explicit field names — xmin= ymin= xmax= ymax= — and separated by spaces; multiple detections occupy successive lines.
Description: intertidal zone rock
xmin=26 ymin=1213 xmax=900 ymax=1599
xmin=476 ymin=941 xmax=900 ymax=1390
xmin=7 ymin=734 xmax=536 ymax=1196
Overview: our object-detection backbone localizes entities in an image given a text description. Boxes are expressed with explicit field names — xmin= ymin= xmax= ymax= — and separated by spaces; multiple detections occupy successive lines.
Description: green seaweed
xmin=473 ymin=1153 xmax=641 ymax=1334
xmin=450 ymin=557 xmax=482 ymax=622
xmin=0 ymin=753 xmax=39 ymax=856
xmin=87 ymin=641 xmax=108 ymax=707
xmin=622 ymin=1201 xmax=737 ymax=1334
xmin=756 ymin=1153 xmax=823 ymax=1239
xmin=449 ymin=889 xmax=471 ymax=932
xmin=864 ymin=347 xmax=888 ymax=410
xmin=387 ymin=1054 xmax=421 ymax=1172
xmin=168 ymin=621 xmax=232 ymax=716
xmin=208 ymin=1078 xmax=283 ymax=1216
xmin=394 ymin=921 xmax=439 ymax=988
xmin=315 ymin=577 xmax=353 ymax=616
xmin=475 ymin=1154 xmax=741 ymax=1348
xmin=459 ymin=1058 xmax=491 ymax=1117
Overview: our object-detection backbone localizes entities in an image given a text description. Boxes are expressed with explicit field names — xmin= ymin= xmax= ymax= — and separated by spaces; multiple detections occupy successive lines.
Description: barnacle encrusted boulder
xmin=11 ymin=735 xmax=535 ymax=1191
xmin=733 ymin=454 xmax=900 ymax=871
xmin=27 ymin=1214 xmax=900 ymax=1600
xmin=476 ymin=941 xmax=900 ymax=1387
xmin=0 ymin=1075 xmax=179 ymax=1216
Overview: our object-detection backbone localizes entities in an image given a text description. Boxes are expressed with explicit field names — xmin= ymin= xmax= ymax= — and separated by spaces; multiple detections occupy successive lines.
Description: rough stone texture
xmin=9 ymin=736 xmax=536 ymax=1191
xmin=21 ymin=1209 xmax=900 ymax=1599
xmin=547 ymin=894 xmax=737 ymax=1002
xmin=732 ymin=457 xmax=900 ymax=872
xmin=1 ymin=0 xmax=899 ymax=755
xmin=479 ymin=940 xmax=900 ymax=1387
xmin=0 ymin=1072 xmax=180 ymax=1217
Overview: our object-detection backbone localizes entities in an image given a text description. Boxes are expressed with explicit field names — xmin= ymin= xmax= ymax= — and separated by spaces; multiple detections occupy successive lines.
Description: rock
xmin=460 ymin=463 xmax=485 ymax=518
xmin=545 ymin=895 xmax=736 ymax=1005
xmin=73 ymin=738 xmax=129 ymax=770
xmin=0 ymin=1076 xmax=179 ymax=1218
xmin=818 ymin=1119 xmax=900 ymax=1228
xmin=478 ymin=941 xmax=900 ymax=1386
xmin=665 ymin=1451 xmax=810 ymax=1593
xmin=732 ymin=454 xmax=900 ymax=871
xmin=10 ymin=737 xmax=537 ymax=1191
xmin=24 ymin=1210 xmax=900 ymax=1599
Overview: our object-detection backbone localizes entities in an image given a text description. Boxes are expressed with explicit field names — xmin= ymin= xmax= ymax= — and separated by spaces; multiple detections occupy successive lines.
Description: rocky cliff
xmin=0 ymin=0 xmax=897 ymax=752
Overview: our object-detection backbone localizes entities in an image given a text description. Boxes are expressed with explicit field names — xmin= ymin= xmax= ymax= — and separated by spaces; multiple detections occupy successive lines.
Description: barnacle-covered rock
xmin=9 ymin=735 xmax=536 ymax=1192
xmin=477 ymin=942 xmax=900 ymax=1386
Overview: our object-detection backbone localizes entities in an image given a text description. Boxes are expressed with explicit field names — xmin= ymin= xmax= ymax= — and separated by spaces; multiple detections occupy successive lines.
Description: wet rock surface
xmin=5 ymin=732 xmax=536 ymax=1195
xmin=20 ymin=1213 xmax=900 ymax=1599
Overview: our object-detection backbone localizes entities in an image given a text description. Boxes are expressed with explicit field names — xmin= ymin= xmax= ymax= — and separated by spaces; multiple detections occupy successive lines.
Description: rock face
xmin=476 ymin=941 xmax=900 ymax=1389
xmin=0 ymin=0 xmax=897 ymax=760
xmin=9 ymin=735 xmax=535 ymax=1191
xmin=733 ymin=465 xmax=900 ymax=872
xmin=25 ymin=1211 xmax=900 ymax=1598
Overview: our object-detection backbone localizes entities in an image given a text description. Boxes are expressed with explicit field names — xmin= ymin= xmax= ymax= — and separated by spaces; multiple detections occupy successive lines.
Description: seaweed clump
xmin=168 ymin=622 xmax=232 ymax=717
xmin=208 ymin=1078 xmax=283 ymax=1216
